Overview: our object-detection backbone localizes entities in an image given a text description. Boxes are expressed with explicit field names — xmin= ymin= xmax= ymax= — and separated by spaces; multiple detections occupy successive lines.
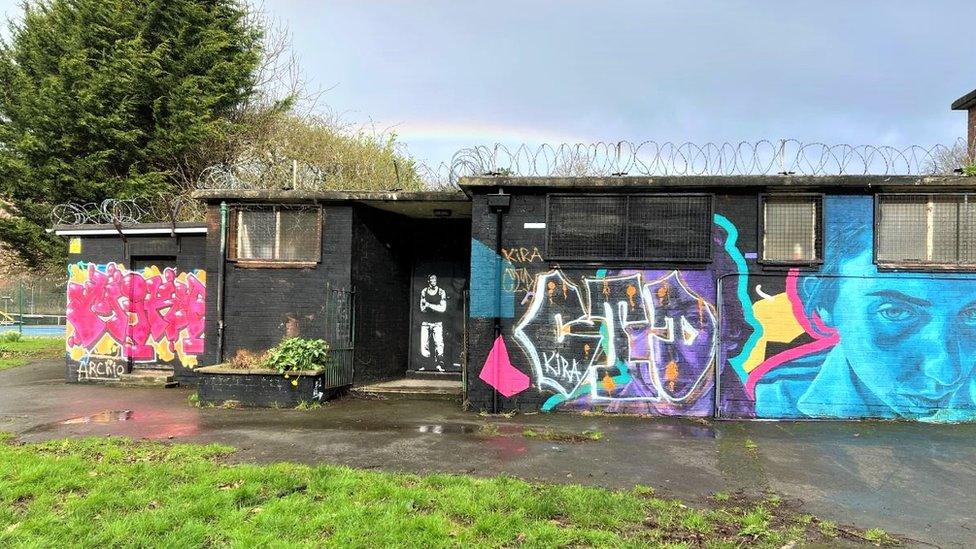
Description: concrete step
xmin=352 ymin=378 xmax=462 ymax=401
xmin=112 ymin=369 xmax=178 ymax=388
xmin=406 ymin=370 xmax=462 ymax=382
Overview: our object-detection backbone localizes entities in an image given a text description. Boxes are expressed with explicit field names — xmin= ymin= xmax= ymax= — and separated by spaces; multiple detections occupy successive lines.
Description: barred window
xmin=761 ymin=195 xmax=822 ymax=263
xmin=546 ymin=194 xmax=711 ymax=262
xmin=231 ymin=205 xmax=321 ymax=263
xmin=877 ymin=194 xmax=976 ymax=266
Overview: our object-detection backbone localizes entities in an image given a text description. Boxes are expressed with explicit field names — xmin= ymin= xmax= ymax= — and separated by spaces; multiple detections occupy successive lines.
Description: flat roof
xmin=51 ymin=222 xmax=207 ymax=236
xmin=191 ymin=189 xmax=471 ymax=219
xmin=952 ymin=88 xmax=976 ymax=110
xmin=458 ymin=174 xmax=976 ymax=192
xmin=191 ymin=189 xmax=467 ymax=201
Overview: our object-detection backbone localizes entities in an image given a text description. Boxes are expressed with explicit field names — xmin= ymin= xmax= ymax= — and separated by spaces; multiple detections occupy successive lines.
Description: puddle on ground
xmin=61 ymin=410 xmax=133 ymax=424
xmin=417 ymin=424 xmax=476 ymax=434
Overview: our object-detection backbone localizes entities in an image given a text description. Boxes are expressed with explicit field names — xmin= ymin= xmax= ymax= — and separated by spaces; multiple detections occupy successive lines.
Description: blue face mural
xmin=743 ymin=196 xmax=976 ymax=421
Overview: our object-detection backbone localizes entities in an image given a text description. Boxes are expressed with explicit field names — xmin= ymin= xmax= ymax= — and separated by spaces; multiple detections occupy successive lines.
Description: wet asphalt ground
xmin=1 ymin=359 xmax=974 ymax=547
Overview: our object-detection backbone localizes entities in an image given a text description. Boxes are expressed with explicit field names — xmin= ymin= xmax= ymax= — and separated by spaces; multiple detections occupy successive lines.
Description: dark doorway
xmin=409 ymin=259 xmax=467 ymax=372
xmin=130 ymin=255 xmax=177 ymax=271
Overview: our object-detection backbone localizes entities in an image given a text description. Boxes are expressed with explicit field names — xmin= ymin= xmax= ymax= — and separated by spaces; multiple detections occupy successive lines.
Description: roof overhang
xmin=190 ymin=189 xmax=472 ymax=219
xmin=951 ymin=88 xmax=976 ymax=110
xmin=51 ymin=222 xmax=207 ymax=237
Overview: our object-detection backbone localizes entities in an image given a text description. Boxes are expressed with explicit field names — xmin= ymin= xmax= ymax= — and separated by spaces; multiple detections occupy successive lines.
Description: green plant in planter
xmin=963 ymin=164 xmax=976 ymax=176
xmin=262 ymin=338 xmax=331 ymax=376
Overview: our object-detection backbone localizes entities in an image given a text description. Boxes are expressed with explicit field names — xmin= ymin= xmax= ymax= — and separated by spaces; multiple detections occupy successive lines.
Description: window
xmin=877 ymin=194 xmax=976 ymax=267
xmin=230 ymin=205 xmax=321 ymax=263
xmin=546 ymin=194 xmax=711 ymax=262
xmin=760 ymin=195 xmax=822 ymax=264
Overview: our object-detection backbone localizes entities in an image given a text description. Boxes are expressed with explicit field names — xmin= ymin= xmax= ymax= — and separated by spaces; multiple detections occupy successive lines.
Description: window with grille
xmin=760 ymin=195 xmax=822 ymax=263
xmin=230 ymin=205 xmax=321 ymax=263
xmin=877 ymin=194 xmax=976 ymax=266
xmin=546 ymin=194 xmax=712 ymax=262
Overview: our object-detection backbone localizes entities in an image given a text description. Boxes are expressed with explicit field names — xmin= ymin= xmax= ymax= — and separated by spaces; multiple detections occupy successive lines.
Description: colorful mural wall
xmin=720 ymin=196 xmax=976 ymax=422
xmin=475 ymin=236 xmax=725 ymax=416
xmin=475 ymin=195 xmax=976 ymax=422
xmin=66 ymin=262 xmax=206 ymax=380
xmin=510 ymin=269 xmax=716 ymax=414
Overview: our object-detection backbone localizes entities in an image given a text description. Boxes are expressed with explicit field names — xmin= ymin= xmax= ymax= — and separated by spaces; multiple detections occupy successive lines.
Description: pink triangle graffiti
xmin=479 ymin=335 xmax=530 ymax=397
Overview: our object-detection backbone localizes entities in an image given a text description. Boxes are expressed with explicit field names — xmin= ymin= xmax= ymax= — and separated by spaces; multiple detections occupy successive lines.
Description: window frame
xmin=757 ymin=193 xmax=824 ymax=268
xmin=874 ymin=192 xmax=976 ymax=271
xmin=544 ymin=192 xmax=714 ymax=264
xmin=227 ymin=204 xmax=323 ymax=267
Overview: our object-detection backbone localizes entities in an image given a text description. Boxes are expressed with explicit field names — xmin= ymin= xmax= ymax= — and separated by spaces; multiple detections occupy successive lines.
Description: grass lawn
xmin=0 ymin=336 xmax=64 ymax=371
xmin=0 ymin=434 xmax=894 ymax=547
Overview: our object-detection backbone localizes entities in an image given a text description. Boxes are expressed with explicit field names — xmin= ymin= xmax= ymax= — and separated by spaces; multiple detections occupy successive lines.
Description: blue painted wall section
xmin=469 ymin=239 xmax=515 ymax=319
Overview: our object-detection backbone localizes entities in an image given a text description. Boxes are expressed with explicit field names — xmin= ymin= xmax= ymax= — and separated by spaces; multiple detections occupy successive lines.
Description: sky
xmin=2 ymin=0 xmax=975 ymax=170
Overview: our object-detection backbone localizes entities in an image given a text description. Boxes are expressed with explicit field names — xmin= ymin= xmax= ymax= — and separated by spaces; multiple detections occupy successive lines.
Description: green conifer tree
xmin=0 ymin=0 xmax=263 ymax=270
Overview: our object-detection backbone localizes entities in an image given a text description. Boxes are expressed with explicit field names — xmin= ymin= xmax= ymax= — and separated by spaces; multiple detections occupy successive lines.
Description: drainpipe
xmin=216 ymin=201 xmax=228 ymax=363
xmin=486 ymin=190 xmax=511 ymax=414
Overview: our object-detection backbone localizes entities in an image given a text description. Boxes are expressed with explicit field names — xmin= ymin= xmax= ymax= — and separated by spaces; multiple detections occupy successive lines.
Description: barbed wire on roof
xmin=197 ymin=156 xmax=329 ymax=191
xmin=51 ymin=193 xmax=204 ymax=226
xmin=446 ymin=138 xmax=972 ymax=184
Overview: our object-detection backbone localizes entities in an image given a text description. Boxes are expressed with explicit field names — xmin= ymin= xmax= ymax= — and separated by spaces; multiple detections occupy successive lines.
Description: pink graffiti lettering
xmin=67 ymin=263 xmax=206 ymax=365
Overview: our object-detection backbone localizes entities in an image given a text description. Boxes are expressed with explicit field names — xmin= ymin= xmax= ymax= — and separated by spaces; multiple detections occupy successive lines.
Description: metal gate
xmin=323 ymin=288 xmax=355 ymax=388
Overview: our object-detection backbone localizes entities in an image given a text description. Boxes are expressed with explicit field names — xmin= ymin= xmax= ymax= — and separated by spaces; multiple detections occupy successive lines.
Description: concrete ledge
xmin=195 ymin=364 xmax=323 ymax=376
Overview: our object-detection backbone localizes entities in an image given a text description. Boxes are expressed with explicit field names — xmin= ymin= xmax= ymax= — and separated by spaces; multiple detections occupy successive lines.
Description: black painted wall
xmin=203 ymin=203 xmax=353 ymax=371
xmin=65 ymin=231 xmax=207 ymax=383
xmin=67 ymin=233 xmax=206 ymax=271
xmin=201 ymin=201 xmax=470 ymax=385
xmin=466 ymin=191 xmax=546 ymax=411
xmin=349 ymin=206 xmax=412 ymax=383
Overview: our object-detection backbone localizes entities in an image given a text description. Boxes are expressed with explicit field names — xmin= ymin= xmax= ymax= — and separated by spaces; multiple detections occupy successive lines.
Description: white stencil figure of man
xmin=419 ymin=274 xmax=447 ymax=371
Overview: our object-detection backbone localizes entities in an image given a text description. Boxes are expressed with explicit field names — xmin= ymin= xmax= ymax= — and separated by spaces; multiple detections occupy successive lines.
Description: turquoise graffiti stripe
xmin=713 ymin=214 xmax=758 ymax=384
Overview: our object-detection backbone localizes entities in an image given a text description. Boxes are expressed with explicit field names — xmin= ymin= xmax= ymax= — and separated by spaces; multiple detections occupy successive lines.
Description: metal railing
xmin=322 ymin=287 xmax=355 ymax=388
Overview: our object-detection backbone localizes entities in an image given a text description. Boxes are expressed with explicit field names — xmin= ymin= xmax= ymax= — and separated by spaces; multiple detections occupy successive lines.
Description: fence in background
xmin=0 ymin=274 xmax=66 ymax=335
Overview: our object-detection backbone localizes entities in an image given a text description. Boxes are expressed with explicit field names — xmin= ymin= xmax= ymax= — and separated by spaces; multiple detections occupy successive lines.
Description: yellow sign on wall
xmin=68 ymin=238 xmax=82 ymax=254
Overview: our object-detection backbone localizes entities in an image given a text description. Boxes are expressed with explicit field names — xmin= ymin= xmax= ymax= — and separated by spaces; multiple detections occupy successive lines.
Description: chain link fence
xmin=0 ymin=274 xmax=67 ymax=336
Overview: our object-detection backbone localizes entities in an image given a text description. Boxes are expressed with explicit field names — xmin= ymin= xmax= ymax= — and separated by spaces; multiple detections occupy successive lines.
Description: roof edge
xmin=51 ymin=221 xmax=207 ymax=236
xmin=190 ymin=189 xmax=467 ymax=202
xmin=458 ymin=174 xmax=976 ymax=190
xmin=951 ymin=88 xmax=976 ymax=110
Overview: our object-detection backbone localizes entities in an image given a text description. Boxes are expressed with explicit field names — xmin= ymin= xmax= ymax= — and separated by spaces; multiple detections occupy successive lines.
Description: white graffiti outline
xmin=513 ymin=269 xmax=718 ymax=406
xmin=513 ymin=270 xmax=603 ymax=398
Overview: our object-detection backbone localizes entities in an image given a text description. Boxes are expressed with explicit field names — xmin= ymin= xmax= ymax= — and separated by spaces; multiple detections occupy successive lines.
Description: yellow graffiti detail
xmin=626 ymin=284 xmax=637 ymax=308
xmin=665 ymin=360 xmax=679 ymax=392
xmin=93 ymin=333 xmax=119 ymax=355
xmin=741 ymin=292 xmax=804 ymax=373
